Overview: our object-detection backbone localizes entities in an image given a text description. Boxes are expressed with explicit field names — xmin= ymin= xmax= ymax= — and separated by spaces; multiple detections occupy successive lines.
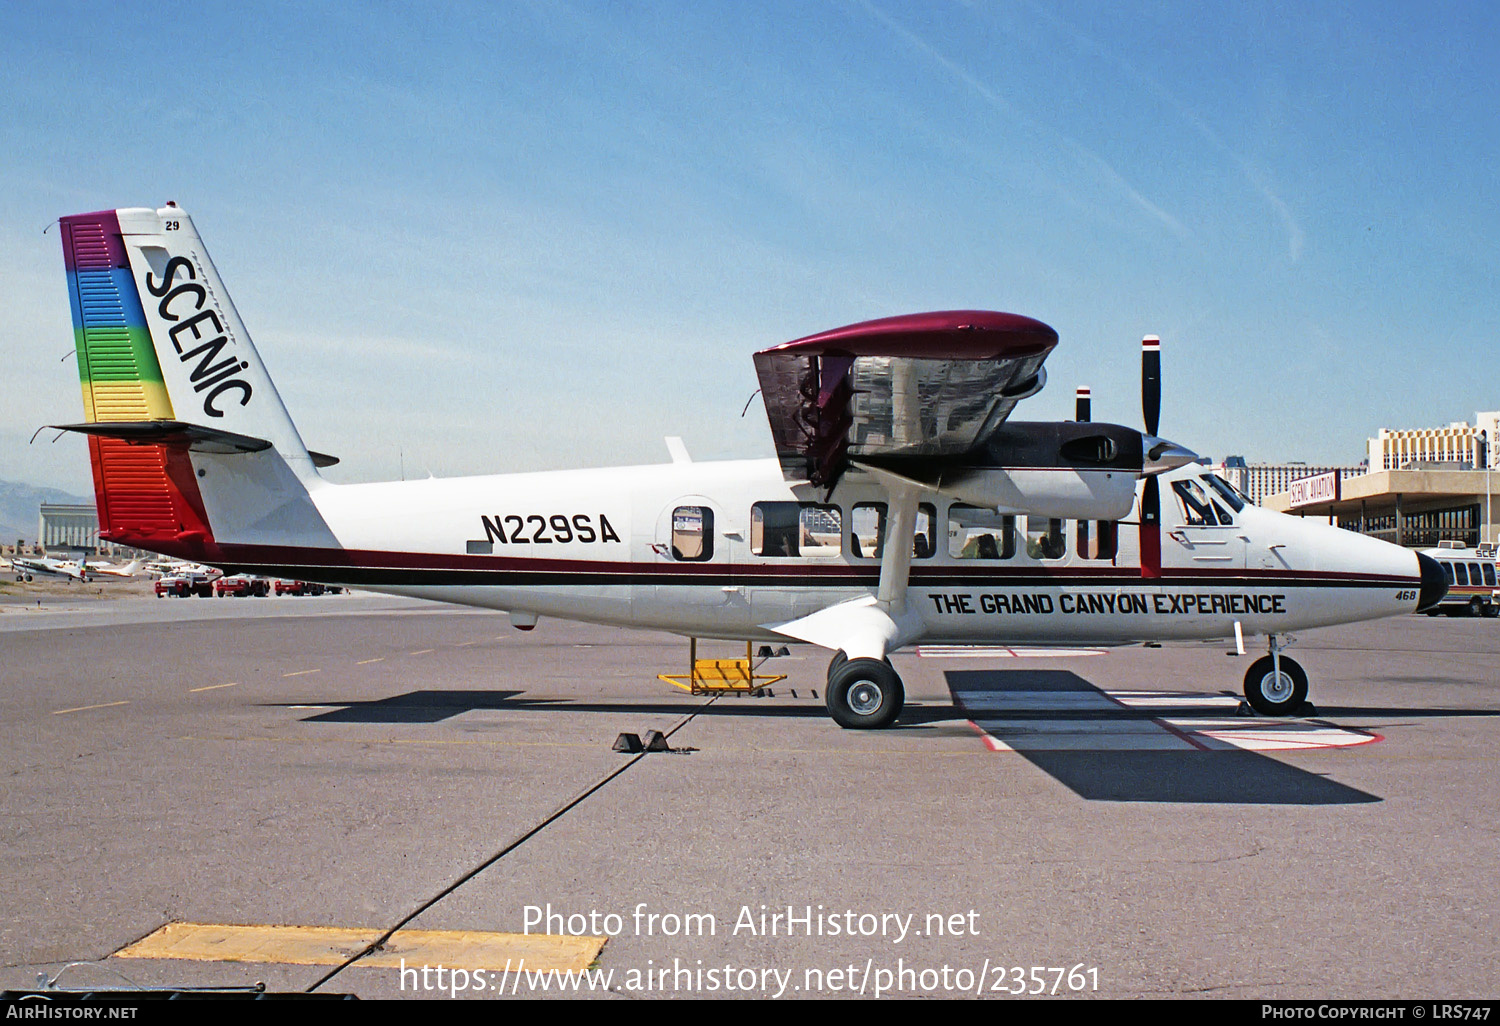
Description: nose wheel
xmin=826 ymin=657 xmax=905 ymax=729
xmin=1242 ymin=654 xmax=1309 ymax=716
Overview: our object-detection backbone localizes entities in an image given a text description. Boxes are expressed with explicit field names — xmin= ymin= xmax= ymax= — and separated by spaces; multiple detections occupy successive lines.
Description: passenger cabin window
xmin=1173 ymin=478 xmax=1233 ymax=526
xmin=1485 ymin=563 xmax=1497 ymax=587
xmin=1440 ymin=561 xmax=1455 ymax=584
xmin=1078 ymin=520 xmax=1118 ymax=561
xmin=671 ymin=506 xmax=713 ymax=561
xmin=850 ymin=503 xmax=937 ymax=559
xmin=949 ymin=506 xmax=1016 ymax=560
xmin=751 ymin=502 xmax=842 ymax=557
xmin=1025 ymin=517 xmax=1066 ymax=560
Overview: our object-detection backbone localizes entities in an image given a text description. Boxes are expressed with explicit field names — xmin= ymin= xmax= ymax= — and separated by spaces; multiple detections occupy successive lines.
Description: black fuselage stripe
xmin=222 ymin=563 xmax=1415 ymax=590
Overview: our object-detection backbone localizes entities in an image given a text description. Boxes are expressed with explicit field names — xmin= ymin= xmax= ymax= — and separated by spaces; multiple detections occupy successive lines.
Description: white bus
xmin=1419 ymin=542 xmax=1499 ymax=617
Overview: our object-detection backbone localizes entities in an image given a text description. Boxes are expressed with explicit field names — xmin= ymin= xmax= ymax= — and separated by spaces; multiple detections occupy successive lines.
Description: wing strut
xmin=763 ymin=462 xmax=927 ymax=661
xmin=875 ymin=476 xmax=920 ymax=613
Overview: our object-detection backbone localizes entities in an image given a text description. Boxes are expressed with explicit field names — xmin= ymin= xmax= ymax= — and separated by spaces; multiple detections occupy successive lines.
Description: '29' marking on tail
xmin=145 ymin=255 xmax=254 ymax=418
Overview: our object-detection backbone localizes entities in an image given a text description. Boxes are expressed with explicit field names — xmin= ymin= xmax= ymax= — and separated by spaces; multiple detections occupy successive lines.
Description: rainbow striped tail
xmin=57 ymin=205 xmax=331 ymax=559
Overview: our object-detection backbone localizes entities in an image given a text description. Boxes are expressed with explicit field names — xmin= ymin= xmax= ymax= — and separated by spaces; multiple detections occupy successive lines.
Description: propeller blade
xmin=1142 ymin=336 xmax=1160 ymax=438
xmin=1140 ymin=337 xmax=1162 ymax=579
xmin=1076 ymin=385 xmax=1093 ymax=556
xmin=1140 ymin=475 xmax=1162 ymax=578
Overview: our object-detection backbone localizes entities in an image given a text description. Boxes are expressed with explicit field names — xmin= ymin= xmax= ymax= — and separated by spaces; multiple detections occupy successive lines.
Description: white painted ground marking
xmin=957 ymin=689 xmax=1380 ymax=752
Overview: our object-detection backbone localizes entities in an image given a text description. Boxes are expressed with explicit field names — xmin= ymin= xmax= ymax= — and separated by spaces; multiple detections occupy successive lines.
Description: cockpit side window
xmin=1172 ymin=479 xmax=1233 ymax=526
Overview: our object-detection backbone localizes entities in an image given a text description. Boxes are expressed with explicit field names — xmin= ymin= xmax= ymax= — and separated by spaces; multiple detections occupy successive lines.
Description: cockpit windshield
xmin=1202 ymin=472 xmax=1247 ymax=512
xmin=1173 ymin=476 xmax=1236 ymax=526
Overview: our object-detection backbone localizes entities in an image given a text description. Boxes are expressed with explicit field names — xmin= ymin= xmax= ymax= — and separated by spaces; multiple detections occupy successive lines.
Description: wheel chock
xmin=612 ymin=733 xmax=644 ymax=753
xmin=643 ymin=730 xmax=670 ymax=752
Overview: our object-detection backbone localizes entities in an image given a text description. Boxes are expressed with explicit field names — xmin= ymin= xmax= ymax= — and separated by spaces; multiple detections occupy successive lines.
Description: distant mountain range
xmin=0 ymin=480 xmax=92 ymax=546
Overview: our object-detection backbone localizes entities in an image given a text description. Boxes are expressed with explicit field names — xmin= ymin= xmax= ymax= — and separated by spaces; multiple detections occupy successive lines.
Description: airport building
xmin=1368 ymin=412 xmax=1500 ymax=471
xmin=1218 ymin=457 xmax=1366 ymax=506
xmin=35 ymin=503 xmax=142 ymax=557
xmin=39 ymin=503 xmax=99 ymax=550
xmin=1261 ymin=412 xmax=1500 ymax=549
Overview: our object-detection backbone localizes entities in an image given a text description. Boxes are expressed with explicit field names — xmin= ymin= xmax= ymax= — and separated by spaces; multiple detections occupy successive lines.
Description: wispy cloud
xmin=856 ymin=0 xmax=1190 ymax=241
xmin=1017 ymin=0 xmax=1304 ymax=261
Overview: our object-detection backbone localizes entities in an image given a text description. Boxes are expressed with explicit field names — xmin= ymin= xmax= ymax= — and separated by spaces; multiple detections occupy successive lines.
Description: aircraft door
xmin=650 ymin=498 xmax=745 ymax=632
xmin=1166 ymin=477 xmax=1247 ymax=569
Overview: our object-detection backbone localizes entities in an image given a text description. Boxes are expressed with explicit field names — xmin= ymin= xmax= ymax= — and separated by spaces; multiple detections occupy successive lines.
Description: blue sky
xmin=3 ymin=1 xmax=1497 ymax=491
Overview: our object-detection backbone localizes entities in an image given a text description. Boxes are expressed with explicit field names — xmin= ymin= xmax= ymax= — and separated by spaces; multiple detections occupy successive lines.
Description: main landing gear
xmin=825 ymin=651 xmax=905 ymax=729
xmin=1242 ymin=635 xmax=1310 ymax=716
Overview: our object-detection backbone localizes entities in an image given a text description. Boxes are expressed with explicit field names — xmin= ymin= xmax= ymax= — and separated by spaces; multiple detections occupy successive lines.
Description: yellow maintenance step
xmin=115 ymin=922 xmax=605 ymax=973
xmin=658 ymin=639 xmax=787 ymax=695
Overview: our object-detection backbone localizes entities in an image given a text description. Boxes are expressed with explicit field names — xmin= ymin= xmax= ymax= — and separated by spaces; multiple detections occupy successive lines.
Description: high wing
xmin=84 ymin=559 xmax=145 ymax=578
xmin=752 ymin=311 xmax=1199 ymax=682
xmin=753 ymin=310 xmax=1057 ymax=488
xmin=10 ymin=557 xmax=89 ymax=581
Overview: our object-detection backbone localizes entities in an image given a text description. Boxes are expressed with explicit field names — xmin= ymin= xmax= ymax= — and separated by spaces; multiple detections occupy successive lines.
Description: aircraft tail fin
xmin=59 ymin=206 xmax=334 ymax=560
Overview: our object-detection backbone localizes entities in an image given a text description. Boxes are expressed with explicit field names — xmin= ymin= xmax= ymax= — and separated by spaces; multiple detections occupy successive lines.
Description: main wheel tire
xmin=1469 ymin=598 xmax=1485 ymax=617
xmin=826 ymin=657 xmax=904 ymax=729
xmin=1243 ymin=655 xmax=1309 ymax=716
xmin=827 ymin=650 xmax=847 ymax=677
xmin=1483 ymin=603 xmax=1499 ymax=619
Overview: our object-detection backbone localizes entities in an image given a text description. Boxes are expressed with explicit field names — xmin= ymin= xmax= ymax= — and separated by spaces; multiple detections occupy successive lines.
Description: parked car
xmin=155 ymin=572 xmax=214 ymax=598
xmin=274 ymin=579 xmax=325 ymax=596
xmin=215 ymin=574 xmax=270 ymax=597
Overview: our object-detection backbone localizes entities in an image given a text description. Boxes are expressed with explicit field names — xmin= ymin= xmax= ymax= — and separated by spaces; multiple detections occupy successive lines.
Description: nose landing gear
xmin=1242 ymin=634 xmax=1310 ymax=716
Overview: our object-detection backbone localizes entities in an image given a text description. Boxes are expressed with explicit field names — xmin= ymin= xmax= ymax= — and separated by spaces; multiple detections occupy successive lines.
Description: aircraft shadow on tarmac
xmin=269 ymin=690 xmax=853 ymax=723
xmin=945 ymin=669 xmax=1382 ymax=806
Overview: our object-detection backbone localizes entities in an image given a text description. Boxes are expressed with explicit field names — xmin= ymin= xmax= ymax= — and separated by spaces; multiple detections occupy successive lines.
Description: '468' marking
xmin=480 ymin=514 xmax=621 ymax=545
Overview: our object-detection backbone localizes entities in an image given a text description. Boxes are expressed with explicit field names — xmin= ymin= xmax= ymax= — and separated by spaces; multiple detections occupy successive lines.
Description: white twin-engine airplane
xmin=51 ymin=204 xmax=1446 ymax=728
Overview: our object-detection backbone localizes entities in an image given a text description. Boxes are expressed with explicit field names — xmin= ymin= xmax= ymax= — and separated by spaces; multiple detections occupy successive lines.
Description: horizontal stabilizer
xmin=48 ymin=420 xmax=272 ymax=455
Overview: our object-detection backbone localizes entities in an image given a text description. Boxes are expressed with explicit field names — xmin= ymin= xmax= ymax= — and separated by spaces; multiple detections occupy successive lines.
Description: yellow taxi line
xmin=53 ymin=700 xmax=130 ymax=715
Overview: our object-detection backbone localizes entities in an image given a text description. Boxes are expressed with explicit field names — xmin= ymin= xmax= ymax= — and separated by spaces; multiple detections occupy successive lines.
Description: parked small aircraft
xmin=83 ymin=558 xmax=145 ymax=578
xmin=48 ymin=205 xmax=1446 ymax=727
xmin=9 ymin=555 xmax=92 ymax=583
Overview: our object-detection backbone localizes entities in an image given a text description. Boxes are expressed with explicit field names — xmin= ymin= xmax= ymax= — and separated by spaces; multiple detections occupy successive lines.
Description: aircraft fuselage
xmin=194 ymin=456 xmax=1425 ymax=647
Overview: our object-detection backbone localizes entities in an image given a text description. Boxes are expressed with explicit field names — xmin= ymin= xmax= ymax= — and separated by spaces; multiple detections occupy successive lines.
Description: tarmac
xmin=1 ymin=585 xmax=1497 ymax=1000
